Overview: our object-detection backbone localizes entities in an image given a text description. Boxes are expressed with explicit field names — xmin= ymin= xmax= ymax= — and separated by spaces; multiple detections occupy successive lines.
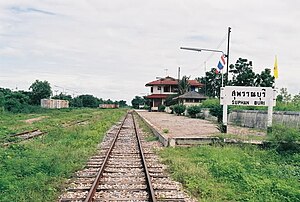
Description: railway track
xmin=1 ymin=129 xmax=46 ymax=146
xmin=63 ymin=119 xmax=90 ymax=128
xmin=59 ymin=112 xmax=193 ymax=201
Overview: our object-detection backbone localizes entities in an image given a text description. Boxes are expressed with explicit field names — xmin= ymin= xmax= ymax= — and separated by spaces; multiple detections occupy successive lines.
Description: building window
xmin=151 ymin=87 xmax=153 ymax=93
xmin=164 ymin=85 xmax=170 ymax=92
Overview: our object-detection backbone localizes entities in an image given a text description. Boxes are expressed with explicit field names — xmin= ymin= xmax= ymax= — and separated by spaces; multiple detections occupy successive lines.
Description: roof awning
xmin=145 ymin=94 xmax=169 ymax=99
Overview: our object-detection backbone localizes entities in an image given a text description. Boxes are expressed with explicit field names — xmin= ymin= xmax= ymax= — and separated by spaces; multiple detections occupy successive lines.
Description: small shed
xmin=174 ymin=91 xmax=207 ymax=106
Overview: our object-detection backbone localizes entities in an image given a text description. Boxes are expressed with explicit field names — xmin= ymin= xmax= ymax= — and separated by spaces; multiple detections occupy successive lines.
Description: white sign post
xmin=220 ymin=86 xmax=276 ymax=133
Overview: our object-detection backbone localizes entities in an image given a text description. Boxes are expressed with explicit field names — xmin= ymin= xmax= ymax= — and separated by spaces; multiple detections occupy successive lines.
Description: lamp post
xmin=180 ymin=26 xmax=231 ymax=83
xmin=180 ymin=46 xmax=227 ymax=87
xmin=180 ymin=27 xmax=231 ymax=134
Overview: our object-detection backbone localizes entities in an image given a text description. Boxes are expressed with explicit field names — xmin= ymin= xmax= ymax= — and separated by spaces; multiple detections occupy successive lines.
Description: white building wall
xmin=151 ymin=86 xmax=177 ymax=94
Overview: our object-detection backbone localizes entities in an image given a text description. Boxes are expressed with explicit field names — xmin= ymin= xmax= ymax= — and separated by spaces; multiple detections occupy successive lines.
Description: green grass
xmin=216 ymin=133 xmax=267 ymax=142
xmin=0 ymin=108 xmax=127 ymax=201
xmin=135 ymin=113 xmax=158 ymax=142
xmin=159 ymin=145 xmax=300 ymax=202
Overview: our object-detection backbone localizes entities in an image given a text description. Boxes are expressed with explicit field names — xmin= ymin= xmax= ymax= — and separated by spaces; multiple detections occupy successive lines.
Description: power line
xmin=204 ymin=33 xmax=227 ymax=63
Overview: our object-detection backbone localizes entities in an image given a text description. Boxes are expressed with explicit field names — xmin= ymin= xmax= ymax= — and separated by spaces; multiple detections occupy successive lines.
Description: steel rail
xmin=10 ymin=129 xmax=39 ymax=137
xmin=2 ymin=130 xmax=47 ymax=147
xmin=84 ymin=113 xmax=129 ymax=202
xmin=132 ymin=113 xmax=157 ymax=202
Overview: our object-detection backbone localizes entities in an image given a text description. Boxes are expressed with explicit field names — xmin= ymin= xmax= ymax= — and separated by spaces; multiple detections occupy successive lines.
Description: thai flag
xmin=216 ymin=54 xmax=226 ymax=73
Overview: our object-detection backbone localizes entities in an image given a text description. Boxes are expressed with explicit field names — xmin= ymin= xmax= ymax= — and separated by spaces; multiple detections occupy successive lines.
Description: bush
xmin=268 ymin=124 xmax=300 ymax=152
xmin=209 ymin=105 xmax=223 ymax=123
xmin=173 ymin=104 xmax=186 ymax=116
xmin=4 ymin=98 xmax=22 ymax=113
xmin=202 ymin=99 xmax=219 ymax=108
xmin=187 ymin=105 xmax=202 ymax=118
xmin=158 ymin=105 xmax=166 ymax=112
xmin=165 ymin=94 xmax=179 ymax=106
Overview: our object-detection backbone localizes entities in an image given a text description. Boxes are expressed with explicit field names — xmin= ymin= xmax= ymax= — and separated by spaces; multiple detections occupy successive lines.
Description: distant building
xmin=99 ymin=104 xmax=119 ymax=109
xmin=145 ymin=76 xmax=203 ymax=111
xmin=173 ymin=91 xmax=208 ymax=106
xmin=41 ymin=99 xmax=69 ymax=109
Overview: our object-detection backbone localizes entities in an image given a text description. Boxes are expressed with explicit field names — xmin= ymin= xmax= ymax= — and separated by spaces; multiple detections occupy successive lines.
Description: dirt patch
xmin=23 ymin=116 xmax=48 ymax=124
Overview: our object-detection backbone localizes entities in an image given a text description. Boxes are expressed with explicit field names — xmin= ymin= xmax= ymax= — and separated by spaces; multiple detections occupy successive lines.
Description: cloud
xmin=9 ymin=6 xmax=56 ymax=15
xmin=0 ymin=0 xmax=299 ymax=104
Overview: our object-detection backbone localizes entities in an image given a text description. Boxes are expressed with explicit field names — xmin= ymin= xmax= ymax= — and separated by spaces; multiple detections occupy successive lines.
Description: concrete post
xmin=222 ymin=104 xmax=228 ymax=133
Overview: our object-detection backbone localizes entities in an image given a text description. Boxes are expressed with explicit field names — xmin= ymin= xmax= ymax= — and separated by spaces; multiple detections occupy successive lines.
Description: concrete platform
xmin=135 ymin=110 xmax=266 ymax=147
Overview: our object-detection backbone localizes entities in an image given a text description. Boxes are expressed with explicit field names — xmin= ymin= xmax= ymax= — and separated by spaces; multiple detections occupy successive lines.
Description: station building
xmin=145 ymin=76 xmax=205 ymax=111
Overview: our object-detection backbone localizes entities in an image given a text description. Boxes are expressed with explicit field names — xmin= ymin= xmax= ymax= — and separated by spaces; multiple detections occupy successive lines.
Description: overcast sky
xmin=0 ymin=0 xmax=299 ymax=104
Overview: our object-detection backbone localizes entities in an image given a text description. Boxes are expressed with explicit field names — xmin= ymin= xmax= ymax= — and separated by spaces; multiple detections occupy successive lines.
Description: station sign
xmin=220 ymin=86 xmax=276 ymax=106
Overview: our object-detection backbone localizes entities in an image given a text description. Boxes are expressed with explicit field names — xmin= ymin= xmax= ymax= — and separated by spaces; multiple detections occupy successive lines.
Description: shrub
xmin=187 ymin=105 xmax=202 ymax=118
xmin=173 ymin=104 xmax=186 ymax=116
xmin=165 ymin=94 xmax=179 ymax=106
xmin=202 ymin=99 xmax=219 ymax=108
xmin=4 ymin=98 xmax=22 ymax=113
xmin=209 ymin=105 xmax=223 ymax=123
xmin=268 ymin=124 xmax=300 ymax=152
xmin=158 ymin=105 xmax=166 ymax=112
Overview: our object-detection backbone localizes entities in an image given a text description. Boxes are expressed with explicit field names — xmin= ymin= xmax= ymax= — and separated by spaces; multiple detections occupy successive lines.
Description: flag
xmin=216 ymin=54 xmax=226 ymax=74
xmin=274 ymin=56 xmax=278 ymax=79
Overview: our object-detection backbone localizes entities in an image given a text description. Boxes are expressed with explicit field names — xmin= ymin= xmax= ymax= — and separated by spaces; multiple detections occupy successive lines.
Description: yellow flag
xmin=274 ymin=56 xmax=278 ymax=79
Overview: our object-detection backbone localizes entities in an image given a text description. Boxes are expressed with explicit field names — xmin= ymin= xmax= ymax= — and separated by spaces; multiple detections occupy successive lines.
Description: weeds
xmin=159 ymin=145 xmax=300 ymax=201
xmin=0 ymin=108 xmax=126 ymax=201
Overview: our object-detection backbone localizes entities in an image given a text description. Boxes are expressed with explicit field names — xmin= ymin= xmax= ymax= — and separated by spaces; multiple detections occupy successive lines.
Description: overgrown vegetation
xmin=187 ymin=105 xmax=202 ymax=118
xmin=173 ymin=104 xmax=186 ymax=116
xmin=268 ymin=124 xmax=300 ymax=153
xmin=159 ymin=145 xmax=300 ymax=201
xmin=0 ymin=108 xmax=126 ymax=201
xmin=134 ymin=113 xmax=158 ymax=141
xmin=158 ymin=105 xmax=166 ymax=112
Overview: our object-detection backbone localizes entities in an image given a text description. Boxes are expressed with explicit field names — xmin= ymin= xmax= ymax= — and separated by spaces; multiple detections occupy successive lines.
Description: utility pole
xmin=226 ymin=27 xmax=231 ymax=83
xmin=204 ymin=61 xmax=207 ymax=96
xmin=178 ymin=67 xmax=180 ymax=105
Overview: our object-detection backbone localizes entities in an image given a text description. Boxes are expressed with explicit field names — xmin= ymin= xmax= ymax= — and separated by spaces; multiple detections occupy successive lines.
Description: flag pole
xmin=221 ymin=68 xmax=224 ymax=87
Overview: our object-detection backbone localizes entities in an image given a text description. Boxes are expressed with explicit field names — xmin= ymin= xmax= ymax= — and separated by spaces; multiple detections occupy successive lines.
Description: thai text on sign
xmin=220 ymin=86 xmax=276 ymax=106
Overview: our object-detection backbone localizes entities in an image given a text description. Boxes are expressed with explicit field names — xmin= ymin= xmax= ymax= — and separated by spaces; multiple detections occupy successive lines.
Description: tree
xmin=178 ymin=76 xmax=191 ymax=95
xmin=72 ymin=96 xmax=83 ymax=107
xmin=131 ymin=96 xmax=145 ymax=109
xmin=29 ymin=80 xmax=52 ymax=105
xmin=229 ymin=58 xmax=256 ymax=86
xmin=3 ymin=91 xmax=31 ymax=113
xmin=165 ymin=94 xmax=179 ymax=106
xmin=255 ymin=68 xmax=274 ymax=87
xmin=198 ymin=58 xmax=275 ymax=98
xmin=77 ymin=95 xmax=99 ymax=108
xmin=117 ymin=100 xmax=127 ymax=107
xmin=292 ymin=93 xmax=300 ymax=103
xmin=197 ymin=68 xmax=227 ymax=98
xmin=279 ymin=88 xmax=292 ymax=103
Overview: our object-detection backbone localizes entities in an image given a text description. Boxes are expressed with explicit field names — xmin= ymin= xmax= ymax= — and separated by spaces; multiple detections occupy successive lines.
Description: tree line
xmin=0 ymin=80 xmax=127 ymax=113
xmin=197 ymin=58 xmax=275 ymax=97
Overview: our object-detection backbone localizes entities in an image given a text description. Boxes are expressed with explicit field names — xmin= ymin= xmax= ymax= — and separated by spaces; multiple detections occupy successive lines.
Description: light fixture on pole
xmin=180 ymin=46 xmax=227 ymax=87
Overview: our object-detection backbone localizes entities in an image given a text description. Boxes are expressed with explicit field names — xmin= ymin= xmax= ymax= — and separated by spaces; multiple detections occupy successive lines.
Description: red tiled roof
xmin=188 ymin=80 xmax=203 ymax=87
xmin=146 ymin=80 xmax=178 ymax=86
xmin=145 ymin=94 xmax=169 ymax=99
xmin=145 ymin=76 xmax=203 ymax=87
